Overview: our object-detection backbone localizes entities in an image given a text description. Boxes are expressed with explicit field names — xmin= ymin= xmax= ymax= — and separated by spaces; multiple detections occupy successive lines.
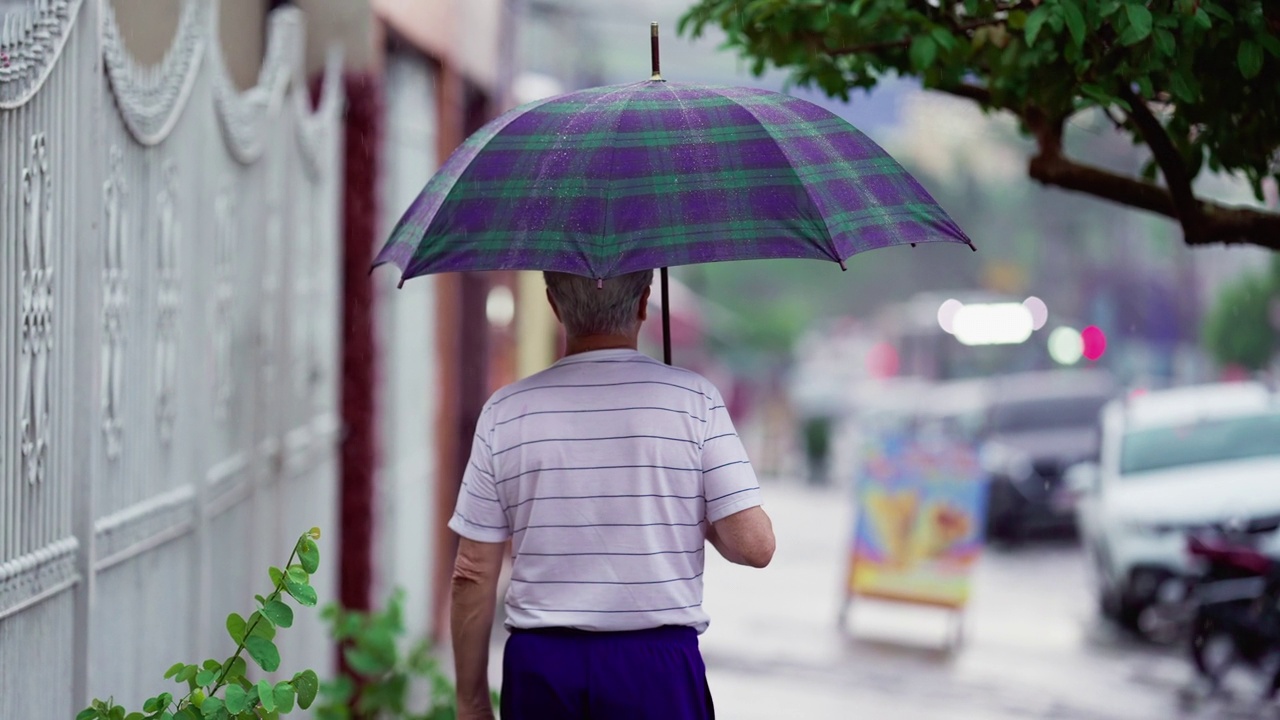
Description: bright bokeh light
xmin=951 ymin=303 xmax=1034 ymax=346
xmin=1082 ymin=325 xmax=1107 ymax=361
xmin=937 ymin=298 xmax=964 ymax=334
xmin=1022 ymin=296 xmax=1048 ymax=330
xmin=486 ymin=285 xmax=515 ymax=328
xmin=1048 ymin=326 xmax=1083 ymax=365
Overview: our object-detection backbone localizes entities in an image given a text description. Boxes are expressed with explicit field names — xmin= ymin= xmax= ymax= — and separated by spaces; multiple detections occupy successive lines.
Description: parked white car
xmin=1070 ymin=381 xmax=1280 ymax=635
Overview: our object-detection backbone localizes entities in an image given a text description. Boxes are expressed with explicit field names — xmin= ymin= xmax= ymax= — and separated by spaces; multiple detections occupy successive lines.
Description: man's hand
xmin=451 ymin=537 xmax=507 ymax=719
xmin=707 ymin=506 xmax=775 ymax=568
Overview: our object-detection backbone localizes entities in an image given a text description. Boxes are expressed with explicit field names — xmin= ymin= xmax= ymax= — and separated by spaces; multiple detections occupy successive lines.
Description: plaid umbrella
xmin=373 ymin=27 xmax=973 ymax=362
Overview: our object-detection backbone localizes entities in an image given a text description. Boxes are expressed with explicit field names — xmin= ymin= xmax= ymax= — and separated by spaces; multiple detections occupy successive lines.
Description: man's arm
xmin=707 ymin=506 xmax=775 ymax=568
xmin=451 ymin=538 xmax=506 ymax=720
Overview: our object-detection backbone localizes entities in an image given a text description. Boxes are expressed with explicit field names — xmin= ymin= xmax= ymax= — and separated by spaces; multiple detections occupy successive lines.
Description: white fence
xmin=0 ymin=1 xmax=344 ymax=717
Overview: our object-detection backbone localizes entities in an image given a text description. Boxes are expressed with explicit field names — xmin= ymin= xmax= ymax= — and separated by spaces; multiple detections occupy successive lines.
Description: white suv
xmin=1070 ymin=382 xmax=1280 ymax=635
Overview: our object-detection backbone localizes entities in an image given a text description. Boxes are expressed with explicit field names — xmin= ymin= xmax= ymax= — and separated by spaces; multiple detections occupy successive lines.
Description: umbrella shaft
xmin=661 ymin=267 xmax=672 ymax=365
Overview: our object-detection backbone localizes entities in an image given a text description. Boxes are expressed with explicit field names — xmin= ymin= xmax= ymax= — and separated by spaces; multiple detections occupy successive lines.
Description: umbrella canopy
xmin=373 ymin=79 xmax=972 ymax=285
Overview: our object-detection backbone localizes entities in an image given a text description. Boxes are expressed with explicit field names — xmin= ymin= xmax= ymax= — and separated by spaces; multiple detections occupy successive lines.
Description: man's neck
xmin=563 ymin=333 xmax=638 ymax=357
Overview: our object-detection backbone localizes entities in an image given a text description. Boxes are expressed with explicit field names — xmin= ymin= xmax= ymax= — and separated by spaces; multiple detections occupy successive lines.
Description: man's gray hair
xmin=543 ymin=270 xmax=654 ymax=336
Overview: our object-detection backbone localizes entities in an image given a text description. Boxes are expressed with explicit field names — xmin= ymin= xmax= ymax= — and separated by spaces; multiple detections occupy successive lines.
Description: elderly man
xmin=449 ymin=269 xmax=775 ymax=720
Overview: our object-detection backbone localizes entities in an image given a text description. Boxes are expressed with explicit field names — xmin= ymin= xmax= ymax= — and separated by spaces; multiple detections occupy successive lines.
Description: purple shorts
xmin=501 ymin=625 xmax=715 ymax=720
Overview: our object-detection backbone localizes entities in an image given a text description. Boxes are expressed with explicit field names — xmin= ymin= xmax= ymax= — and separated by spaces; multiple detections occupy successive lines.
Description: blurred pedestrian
xmin=449 ymin=269 xmax=776 ymax=720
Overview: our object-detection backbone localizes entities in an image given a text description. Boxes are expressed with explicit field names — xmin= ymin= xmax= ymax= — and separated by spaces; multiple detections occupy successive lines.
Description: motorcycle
xmin=1183 ymin=515 xmax=1280 ymax=698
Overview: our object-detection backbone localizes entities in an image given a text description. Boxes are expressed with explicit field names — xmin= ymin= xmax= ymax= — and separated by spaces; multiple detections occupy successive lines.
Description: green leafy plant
xmin=680 ymin=0 xmax=1280 ymax=250
xmin=315 ymin=590 xmax=495 ymax=720
xmin=77 ymin=528 xmax=325 ymax=720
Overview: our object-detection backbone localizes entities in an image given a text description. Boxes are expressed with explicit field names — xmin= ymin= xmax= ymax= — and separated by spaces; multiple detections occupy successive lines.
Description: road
xmin=699 ymin=480 xmax=1275 ymax=720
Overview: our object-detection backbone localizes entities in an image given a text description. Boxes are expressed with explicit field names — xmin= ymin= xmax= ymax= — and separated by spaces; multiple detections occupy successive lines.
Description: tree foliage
xmin=680 ymin=0 xmax=1280 ymax=250
xmin=1203 ymin=255 xmax=1280 ymax=371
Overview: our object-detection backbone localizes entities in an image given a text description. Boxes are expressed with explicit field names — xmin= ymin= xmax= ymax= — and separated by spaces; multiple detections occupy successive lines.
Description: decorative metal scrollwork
xmin=102 ymin=146 xmax=127 ymax=460
xmin=20 ymin=133 xmax=53 ymax=485
xmin=212 ymin=187 xmax=234 ymax=421
xmin=0 ymin=0 xmax=83 ymax=110
xmin=156 ymin=161 xmax=180 ymax=445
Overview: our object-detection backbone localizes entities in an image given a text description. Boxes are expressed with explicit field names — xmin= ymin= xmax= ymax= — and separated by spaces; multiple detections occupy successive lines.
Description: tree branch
xmin=1025 ymin=113 xmax=1280 ymax=250
xmin=1117 ymin=86 xmax=1202 ymax=230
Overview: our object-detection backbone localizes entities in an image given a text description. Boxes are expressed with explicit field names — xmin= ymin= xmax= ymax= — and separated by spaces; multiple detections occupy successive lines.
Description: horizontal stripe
xmin=493 ymin=464 xmax=702 ymax=486
xmin=704 ymin=432 xmax=737 ymax=444
xmin=505 ymin=492 xmax=704 ymax=511
xmin=508 ymin=603 xmax=703 ymax=614
xmin=492 ymin=380 xmax=713 ymax=406
xmin=467 ymin=460 xmax=493 ymax=477
xmin=514 ymin=521 xmax=703 ymax=534
xmin=510 ymin=572 xmax=704 ymax=586
xmin=708 ymin=486 xmax=760 ymax=503
xmin=704 ymin=460 xmax=752 ymax=474
xmin=452 ymin=513 xmax=506 ymax=530
xmin=493 ymin=434 xmax=700 ymax=456
xmin=517 ymin=548 xmax=705 ymax=558
xmin=464 ymin=486 xmax=500 ymax=503
xmin=493 ymin=405 xmax=708 ymax=427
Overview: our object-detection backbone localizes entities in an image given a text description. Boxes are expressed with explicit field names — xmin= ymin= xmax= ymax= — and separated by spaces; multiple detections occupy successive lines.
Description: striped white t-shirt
xmin=448 ymin=348 xmax=761 ymax=633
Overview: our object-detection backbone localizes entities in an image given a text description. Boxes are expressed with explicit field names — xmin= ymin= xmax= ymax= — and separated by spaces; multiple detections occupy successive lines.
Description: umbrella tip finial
xmin=650 ymin=22 xmax=663 ymax=81
xmin=597 ymin=277 xmax=604 ymax=289
xmin=838 ymin=259 xmax=847 ymax=272
xmin=967 ymin=240 xmax=978 ymax=252
xmin=397 ymin=277 xmax=406 ymax=289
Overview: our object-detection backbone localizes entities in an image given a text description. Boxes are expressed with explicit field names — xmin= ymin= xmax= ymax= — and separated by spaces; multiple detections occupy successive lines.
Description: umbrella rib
xmin=706 ymin=88 xmax=843 ymax=267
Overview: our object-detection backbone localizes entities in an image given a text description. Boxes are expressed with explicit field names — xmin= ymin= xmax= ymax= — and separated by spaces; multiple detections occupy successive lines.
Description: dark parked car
xmin=978 ymin=371 xmax=1117 ymax=543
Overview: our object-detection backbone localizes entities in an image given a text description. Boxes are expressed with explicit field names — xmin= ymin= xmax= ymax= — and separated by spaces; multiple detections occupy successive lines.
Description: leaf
xmin=262 ymin=600 xmax=294 ymax=628
xmin=929 ymin=27 xmax=957 ymax=52
xmin=1060 ymin=2 xmax=1086 ymax=47
xmin=1080 ymin=84 xmax=1113 ymax=106
xmin=248 ymin=612 xmax=277 ymax=641
xmin=177 ymin=664 xmax=198 ymax=683
xmin=224 ymin=686 xmax=249 ymax=715
xmin=273 ymin=683 xmax=296 ymax=714
xmin=246 ymin=636 xmax=282 ymax=672
xmin=293 ymin=670 xmax=319 ymax=710
xmin=226 ymin=613 xmax=247 ymax=644
xmin=110 ymin=707 xmax=126 ymax=720
xmin=196 ymin=668 xmax=218 ymax=687
xmin=909 ymin=35 xmax=937 ymax=71
xmin=1154 ymin=29 xmax=1176 ymax=57
xmin=1123 ymin=3 xmax=1152 ymax=43
xmin=164 ymin=663 xmax=185 ymax=680
xmin=297 ymin=538 xmax=319 ymax=574
xmin=269 ymin=567 xmax=285 ymax=588
xmin=200 ymin=697 xmax=224 ymax=720
xmin=344 ymin=646 xmax=388 ymax=676
xmin=1258 ymin=32 xmax=1280 ymax=59
xmin=258 ymin=680 xmax=276 ymax=713
xmin=144 ymin=698 xmax=162 ymax=714
xmin=284 ymin=580 xmax=317 ymax=607
xmin=125 ymin=714 xmax=145 ymax=720
xmin=286 ymin=566 xmax=309 ymax=586
xmin=1239 ymin=39 xmax=1263 ymax=79
xmin=174 ymin=710 xmax=199 ymax=720
xmin=1169 ymin=71 xmax=1198 ymax=102
xmin=77 ymin=709 xmax=98 ymax=720
xmin=221 ymin=657 xmax=248 ymax=683
xmin=1024 ymin=5 xmax=1051 ymax=46
xmin=202 ymin=660 xmax=221 ymax=672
